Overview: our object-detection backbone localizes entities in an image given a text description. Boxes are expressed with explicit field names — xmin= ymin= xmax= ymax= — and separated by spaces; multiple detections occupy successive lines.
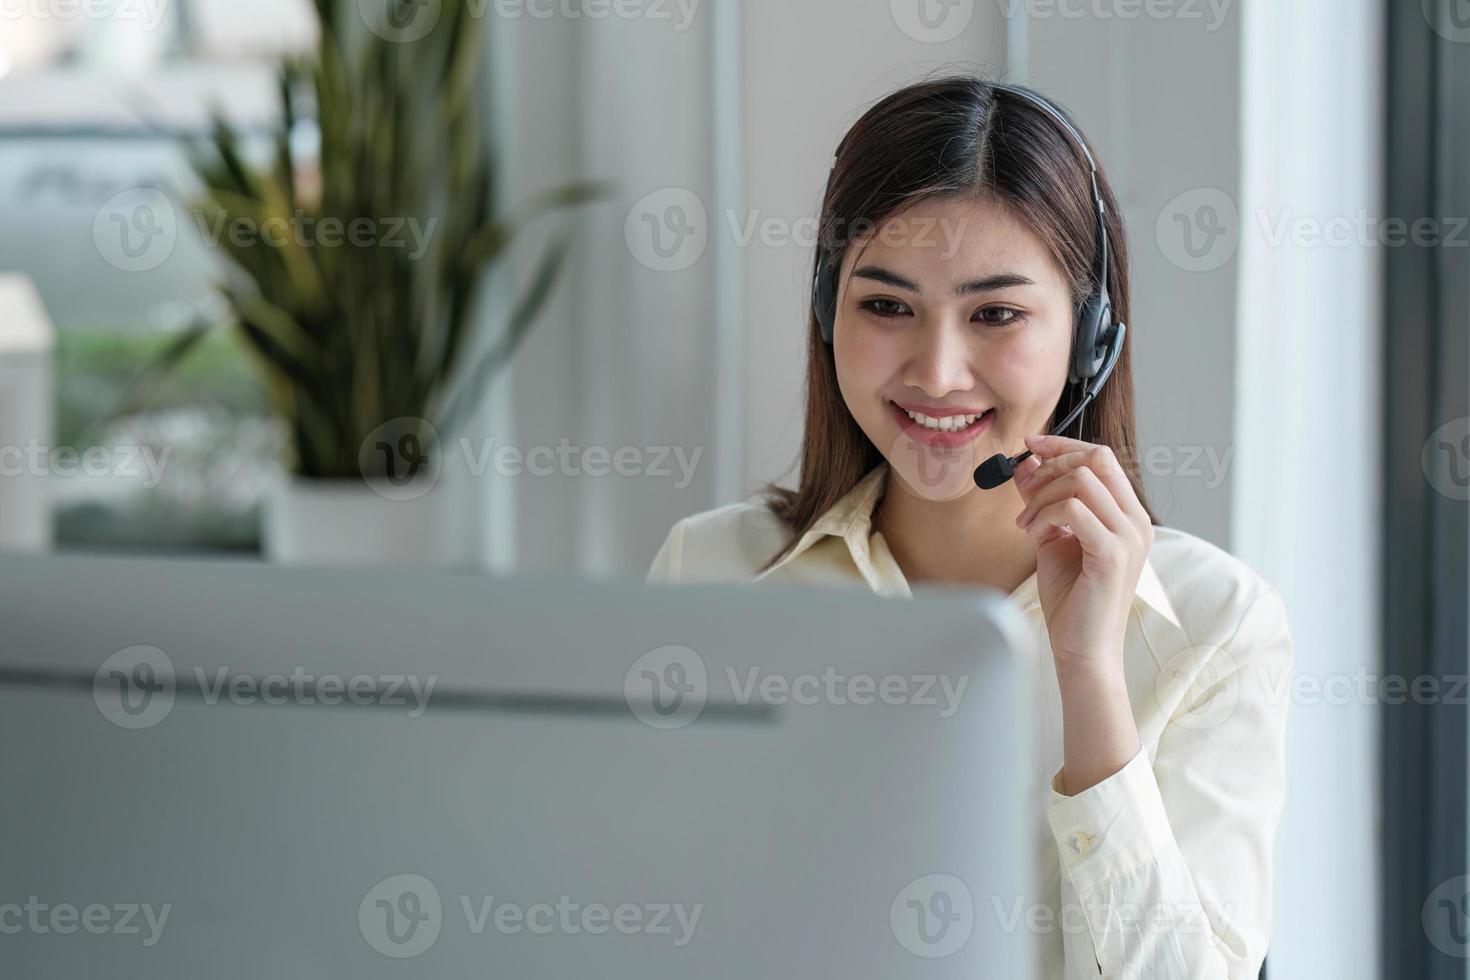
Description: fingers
xmin=1016 ymin=434 xmax=1149 ymax=530
xmin=1024 ymin=495 xmax=1112 ymax=556
xmin=1017 ymin=465 xmax=1131 ymax=535
xmin=1023 ymin=433 xmax=1093 ymax=456
xmin=1014 ymin=453 xmax=1044 ymax=488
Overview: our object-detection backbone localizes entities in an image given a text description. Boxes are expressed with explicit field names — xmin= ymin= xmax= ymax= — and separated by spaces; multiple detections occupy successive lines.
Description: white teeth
xmin=901 ymin=407 xmax=988 ymax=431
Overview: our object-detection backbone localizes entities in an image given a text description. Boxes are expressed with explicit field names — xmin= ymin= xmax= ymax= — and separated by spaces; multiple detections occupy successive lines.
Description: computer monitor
xmin=0 ymin=552 xmax=1036 ymax=978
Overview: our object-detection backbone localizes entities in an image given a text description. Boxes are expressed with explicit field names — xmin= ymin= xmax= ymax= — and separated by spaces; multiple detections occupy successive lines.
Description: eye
xmin=973 ymin=306 xmax=1027 ymax=327
xmin=857 ymin=299 xmax=1029 ymax=326
xmin=859 ymin=297 xmax=910 ymax=319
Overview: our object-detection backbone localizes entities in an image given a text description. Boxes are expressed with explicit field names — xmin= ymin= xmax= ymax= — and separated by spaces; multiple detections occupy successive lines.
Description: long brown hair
xmin=756 ymin=72 xmax=1158 ymax=575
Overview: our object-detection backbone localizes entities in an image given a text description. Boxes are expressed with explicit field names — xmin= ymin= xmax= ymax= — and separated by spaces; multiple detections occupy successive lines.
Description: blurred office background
xmin=0 ymin=0 xmax=1465 ymax=976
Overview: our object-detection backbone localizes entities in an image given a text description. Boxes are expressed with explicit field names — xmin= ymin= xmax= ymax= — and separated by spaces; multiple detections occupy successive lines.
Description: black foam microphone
xmin=972 ymin=397 xmax=1088 ymax=490
xmin=974 ymin=451 xmax=1023 ymax=491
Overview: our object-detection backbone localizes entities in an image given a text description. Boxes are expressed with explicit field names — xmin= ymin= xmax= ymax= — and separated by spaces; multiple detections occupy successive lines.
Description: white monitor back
xmin=0 ymin=554 xmax=1037 ymax=978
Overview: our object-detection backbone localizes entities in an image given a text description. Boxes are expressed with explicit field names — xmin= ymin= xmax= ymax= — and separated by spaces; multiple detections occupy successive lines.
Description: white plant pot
xmin=262 ymin=476 xmax=460 ymax=567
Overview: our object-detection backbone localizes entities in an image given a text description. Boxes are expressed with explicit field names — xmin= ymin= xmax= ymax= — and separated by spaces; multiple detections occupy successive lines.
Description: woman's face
xmin=832 ymin=195 xmax=1076 ymax=502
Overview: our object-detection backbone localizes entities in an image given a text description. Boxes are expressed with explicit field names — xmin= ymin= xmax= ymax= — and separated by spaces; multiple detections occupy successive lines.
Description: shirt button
xmin=1069 ymin=831 xmax=1096 ymax=856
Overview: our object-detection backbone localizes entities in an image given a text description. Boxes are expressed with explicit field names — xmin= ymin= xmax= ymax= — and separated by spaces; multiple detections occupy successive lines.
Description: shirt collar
xmin=752 ymin=462 xmax=1182 ymax=630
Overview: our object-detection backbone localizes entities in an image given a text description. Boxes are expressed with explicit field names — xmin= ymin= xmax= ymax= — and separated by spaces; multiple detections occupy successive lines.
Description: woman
xmin=646 ymin=74 xmax=1291 ymax=979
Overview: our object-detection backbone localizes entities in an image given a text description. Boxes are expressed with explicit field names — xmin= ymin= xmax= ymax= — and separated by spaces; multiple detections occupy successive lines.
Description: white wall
xmin=473 ymin=5 xmax=725 ymax=575
xmin=1235 ymin=0 xmax=1382 ymax=975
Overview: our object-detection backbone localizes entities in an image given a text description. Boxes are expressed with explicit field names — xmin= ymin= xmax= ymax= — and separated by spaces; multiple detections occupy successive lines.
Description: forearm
xmin=1056 ymin=654 xmax=1141 ymax=797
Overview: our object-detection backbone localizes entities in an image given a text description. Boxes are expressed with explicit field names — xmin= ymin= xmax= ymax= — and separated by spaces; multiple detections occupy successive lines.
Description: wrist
xmin=1053 ymin=647 xmax=1127 ymax=689
xmin=1054 ymin=652 xmax=1139 ymax=796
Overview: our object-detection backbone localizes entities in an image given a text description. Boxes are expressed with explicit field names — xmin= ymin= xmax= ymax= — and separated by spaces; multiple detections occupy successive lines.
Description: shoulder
xmin=645 ymin=498 xmax=792 ymax=584
xmin=1147 ymin=524 xmax=1292 ymax=656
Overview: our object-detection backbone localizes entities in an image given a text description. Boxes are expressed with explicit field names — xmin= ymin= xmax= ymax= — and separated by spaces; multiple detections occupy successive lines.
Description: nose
xmin=901 ymin=314 xmax=978 ymax=399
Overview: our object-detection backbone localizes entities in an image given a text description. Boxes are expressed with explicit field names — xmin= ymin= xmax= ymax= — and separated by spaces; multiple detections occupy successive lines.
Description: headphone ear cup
xmin=1069 ymin=292 xmax=1110 ymax=384
xmin=813 ymin=261 xmax=838 ymax=344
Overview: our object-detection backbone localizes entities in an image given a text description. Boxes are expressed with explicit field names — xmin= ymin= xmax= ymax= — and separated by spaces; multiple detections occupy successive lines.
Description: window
xmin=0 ymin=0 xmax=315 ymax=554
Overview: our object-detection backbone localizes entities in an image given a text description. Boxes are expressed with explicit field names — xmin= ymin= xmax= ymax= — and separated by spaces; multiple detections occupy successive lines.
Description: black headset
xmin=808 ymin=82 xmax=1127 ymax=490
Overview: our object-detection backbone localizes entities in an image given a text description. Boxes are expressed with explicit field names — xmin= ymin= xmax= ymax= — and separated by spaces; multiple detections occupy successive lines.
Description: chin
xmin=883 ymin=441 xmax=984 ymax=504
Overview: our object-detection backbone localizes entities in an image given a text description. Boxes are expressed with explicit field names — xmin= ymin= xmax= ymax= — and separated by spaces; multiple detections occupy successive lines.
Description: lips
xmin=891 ymin=401 xmax=990 ymax=418
xmin=889 ymin=400 xmax=996 ymax=448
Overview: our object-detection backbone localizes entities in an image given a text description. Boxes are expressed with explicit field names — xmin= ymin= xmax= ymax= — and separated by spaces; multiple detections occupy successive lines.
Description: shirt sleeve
xmin=645 ymin=520 xmax=686 ymax=584
xmin=1042 ymin=585 xmax=1293 ymax=978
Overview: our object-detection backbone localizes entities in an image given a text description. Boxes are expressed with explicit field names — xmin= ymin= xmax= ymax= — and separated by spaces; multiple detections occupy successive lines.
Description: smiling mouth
xmin=890 ymin=401 xmax=996 ymax=433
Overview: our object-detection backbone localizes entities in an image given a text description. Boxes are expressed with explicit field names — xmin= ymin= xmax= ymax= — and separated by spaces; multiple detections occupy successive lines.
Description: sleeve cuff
xmin=1044 ymin=744 xmax=1179 ymax=893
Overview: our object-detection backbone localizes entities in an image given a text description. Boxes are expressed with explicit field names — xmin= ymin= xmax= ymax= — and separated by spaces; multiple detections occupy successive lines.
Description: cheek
xmin=984 ymin=332 xmax=1069 ymax=401
xmin=833 ymin=329 xmax=891 ymax=402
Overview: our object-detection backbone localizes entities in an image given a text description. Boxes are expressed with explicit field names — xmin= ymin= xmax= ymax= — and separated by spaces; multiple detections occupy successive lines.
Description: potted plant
xmin=173 ymin=0 xmax=604 ymax=564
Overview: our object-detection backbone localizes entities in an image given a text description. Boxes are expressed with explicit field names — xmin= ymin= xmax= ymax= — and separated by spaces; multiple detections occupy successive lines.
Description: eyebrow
xmin=850 ymin=264 xmax=1037 ymax=296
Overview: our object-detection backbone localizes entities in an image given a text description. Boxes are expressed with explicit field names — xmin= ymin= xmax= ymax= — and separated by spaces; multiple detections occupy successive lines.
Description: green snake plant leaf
xmin=436 ymin=230 xmax=575 ymax=436
xmin=110 ymin=0 xmax=607 ymax=479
